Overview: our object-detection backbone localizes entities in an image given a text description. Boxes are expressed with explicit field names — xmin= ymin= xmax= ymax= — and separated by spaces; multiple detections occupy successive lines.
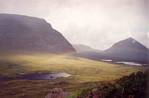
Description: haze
xmin=0 ymin=0 xmax=148 ymax=50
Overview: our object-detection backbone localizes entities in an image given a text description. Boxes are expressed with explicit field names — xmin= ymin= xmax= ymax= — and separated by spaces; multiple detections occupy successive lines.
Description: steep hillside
xmin=0 ymin=14 xmax=75 ymax=54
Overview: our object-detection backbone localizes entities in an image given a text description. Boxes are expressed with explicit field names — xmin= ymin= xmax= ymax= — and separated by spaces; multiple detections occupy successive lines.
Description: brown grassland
xmin=0 ymin=54 xmax=145 ymax=98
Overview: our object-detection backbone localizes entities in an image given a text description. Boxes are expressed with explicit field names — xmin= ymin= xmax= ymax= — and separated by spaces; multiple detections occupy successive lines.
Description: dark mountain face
xmin=0 ymin=14 xmax=75 ymax=54
xmin=105 ymin=38 xmax=148 ymax=54
xmin=75 ymin=38 xmax=149 ymax=64
xmin=104 ymin=38 xmax=149 ymax=64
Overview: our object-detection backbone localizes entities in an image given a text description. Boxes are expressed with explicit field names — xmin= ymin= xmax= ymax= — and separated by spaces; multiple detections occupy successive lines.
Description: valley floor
xmin=0 ymin=54 xmax=146 ymax=98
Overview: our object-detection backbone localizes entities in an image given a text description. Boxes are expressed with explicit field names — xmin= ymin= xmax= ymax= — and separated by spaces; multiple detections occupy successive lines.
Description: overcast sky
xmin=0 ymin=0 xmax=148 ymax=50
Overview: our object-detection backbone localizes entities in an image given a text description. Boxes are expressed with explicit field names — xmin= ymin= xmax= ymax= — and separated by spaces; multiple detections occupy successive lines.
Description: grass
xmin=0 ymin=53 xmax=145 ymax=98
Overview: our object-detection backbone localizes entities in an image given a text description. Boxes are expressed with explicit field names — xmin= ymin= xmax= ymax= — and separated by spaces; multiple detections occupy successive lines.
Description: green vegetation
xmin=77 ymin=71 xmax=148 ymax=98
xmin=0 ymin=54 xmax=143 ymax=82
xmin=0 ymin=54 xmax=145 ymax=98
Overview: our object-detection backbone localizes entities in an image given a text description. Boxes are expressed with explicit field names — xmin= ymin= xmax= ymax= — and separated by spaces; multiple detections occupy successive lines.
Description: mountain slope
xmin=104 ymin=38 xmax=149 ymax=64
xmin=0 ymin=14 xmax=75 ymax=53
xmin=73 ymin=44 xmax=100 ymax=52
xmin=75 ymin=38 xmax=149 ymax=64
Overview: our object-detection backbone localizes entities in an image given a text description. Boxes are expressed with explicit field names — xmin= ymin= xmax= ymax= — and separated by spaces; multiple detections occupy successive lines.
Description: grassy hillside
xmin=0 ymin=54 xmax=145 ymax=98
xmin=0 ymin=54 xmax=143 ymax=82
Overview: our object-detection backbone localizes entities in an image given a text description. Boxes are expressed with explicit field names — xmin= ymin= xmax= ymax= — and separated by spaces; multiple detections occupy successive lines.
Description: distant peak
xmin=107 ymin=37 xmax=148 ymax=51
xmin=125 ymin=37 xmax=138 ymax=44
xmin=126 ymin=37 xmax=136 ymax=41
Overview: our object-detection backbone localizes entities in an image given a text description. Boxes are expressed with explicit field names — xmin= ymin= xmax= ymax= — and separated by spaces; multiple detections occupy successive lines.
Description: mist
xmin=0 ymin=0 xmax=148 ymax=50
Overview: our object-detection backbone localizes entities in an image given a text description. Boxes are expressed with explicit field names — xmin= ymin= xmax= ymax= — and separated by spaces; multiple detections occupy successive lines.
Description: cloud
xmin=132 ymin=32 xmax=149 ymax=48
xmin=0 ymin=0 xmax=148 ymax=49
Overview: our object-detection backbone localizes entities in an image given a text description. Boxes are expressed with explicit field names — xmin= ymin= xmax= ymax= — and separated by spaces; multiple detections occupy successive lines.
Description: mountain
xmin=73 ymin=44 xmax=100 ymax=53
xmin=0 ymin=14 xmax=75 ymax=54
xmin=75 ymin=38 xmax=149 ymax=64
xmin=104 ymin=38 xmax=149 ymax=64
